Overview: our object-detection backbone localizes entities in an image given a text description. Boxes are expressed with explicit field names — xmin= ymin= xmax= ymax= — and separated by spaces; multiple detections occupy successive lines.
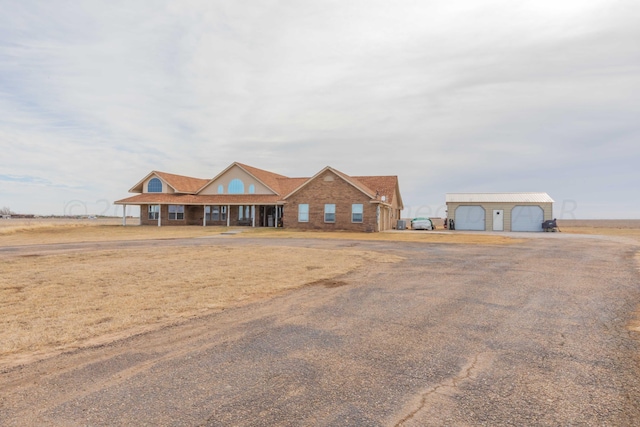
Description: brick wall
xmin=283 ymin=170 xmax=377 ymax=232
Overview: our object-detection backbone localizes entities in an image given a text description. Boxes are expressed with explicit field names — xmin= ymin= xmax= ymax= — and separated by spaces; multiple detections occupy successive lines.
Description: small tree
xmin=0 ymin=206 xmax=15 ymax=215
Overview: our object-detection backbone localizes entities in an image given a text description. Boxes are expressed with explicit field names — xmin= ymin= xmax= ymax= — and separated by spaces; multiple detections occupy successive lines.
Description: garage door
xmin=455 ymin=206 xmax=485 ymax=230
xmin=511 ymin=206 xmax=543 ymax=231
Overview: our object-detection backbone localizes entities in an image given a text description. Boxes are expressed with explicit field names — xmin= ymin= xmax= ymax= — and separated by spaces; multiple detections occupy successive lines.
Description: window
xmin=168 ymin=205 xmax=184 ymax=220
xmin=228 ymin=179 xmax=244 ymax=194
xmin=324 ymin=204 xmax=336 ymax=223
xmin=148 ymin=205 xmax=159 ymax=220
xmin=238 ymin=205 xmax=251 ymax=220
xmin=298 ymin=204 xmax=309 ymax=222
xmin=205 ymin=206 xmax=224 ymax=221
xmin=147 ymin=178 xmax=162 ymax=193
xmin=217 ymin=184 xmax=224 ymax=194
xmin=249 ymin=184 xmax=255 ymax=194
xmin=352 ymin=204 xmax=363 ymax=223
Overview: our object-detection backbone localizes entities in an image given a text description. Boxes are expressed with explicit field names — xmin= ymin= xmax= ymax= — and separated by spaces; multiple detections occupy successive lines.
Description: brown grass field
xmin=1 ymin=217 xmax=639 ymax=369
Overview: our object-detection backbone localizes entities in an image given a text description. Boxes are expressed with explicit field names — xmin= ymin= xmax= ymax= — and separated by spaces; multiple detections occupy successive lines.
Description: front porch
xmin=126 ymin=204 xmax=284 ymax=227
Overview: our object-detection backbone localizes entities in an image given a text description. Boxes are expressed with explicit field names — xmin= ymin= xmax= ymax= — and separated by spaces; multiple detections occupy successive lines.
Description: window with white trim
xmin=298 ymin=204 xmax=309 ymax=222
xmin=324 ymin=204 xmax=336 ymax=223
xmin=168 ymin=205 xmax=184 ymax=220
xmin=352 ymin=204 xmax=363 ymax=223
xmin=147 ymin=178 xmax=162 ymax=193
xmin=148 ymin=205 xmax=159 ymax=220
xmin=238 ymin=205 xmax=251 ymax=220
xmin=205 ymin=205 xmax=226 ymax=221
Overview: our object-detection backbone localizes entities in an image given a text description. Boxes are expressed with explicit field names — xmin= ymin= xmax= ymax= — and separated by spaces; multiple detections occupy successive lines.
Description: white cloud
xmin=0 ymin=0 xmax=638 ymax=218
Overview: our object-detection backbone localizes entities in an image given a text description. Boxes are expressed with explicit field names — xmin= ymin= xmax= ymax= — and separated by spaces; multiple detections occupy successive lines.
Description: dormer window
xmin=148 ymin=178 xmax=162 ymax=193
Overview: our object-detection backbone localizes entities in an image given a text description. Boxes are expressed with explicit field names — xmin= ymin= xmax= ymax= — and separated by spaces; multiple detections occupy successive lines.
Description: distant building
xmin=115 ymin=162 xmax=403 ymax=232
xmin=446 ymin=193 xmax=554 ymax=231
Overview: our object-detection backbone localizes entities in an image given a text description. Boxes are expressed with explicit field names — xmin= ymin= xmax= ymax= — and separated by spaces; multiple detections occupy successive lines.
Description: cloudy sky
xmin=1 ymin=0 xmax=638 ymax=219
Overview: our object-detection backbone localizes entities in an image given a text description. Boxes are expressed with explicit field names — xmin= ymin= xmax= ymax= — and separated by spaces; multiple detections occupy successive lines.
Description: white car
xmin=411 ymin=218 xmax=434 ymax=230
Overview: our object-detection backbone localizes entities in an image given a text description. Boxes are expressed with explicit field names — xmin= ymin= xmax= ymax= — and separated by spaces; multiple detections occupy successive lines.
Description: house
xmin=445 ymin=193 xmax=554 ymax=231
xmin=114 ymin=162 xmax=403 ymax=232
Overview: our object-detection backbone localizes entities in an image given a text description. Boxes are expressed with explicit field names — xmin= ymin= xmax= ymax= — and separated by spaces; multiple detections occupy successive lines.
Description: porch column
xmin=158 ymin=205 xmax=161 ymax=227
xmin=263 ymin=206 xmax=267 ymax=227
xmin=252 ymin=205 xmax=256 ymax=227
xmin=275 ymin=205 xmax=278 ymax=228
xmin=203 ymin=206 xmax=207 ymax=226
xmin=227 ymin=205 xmax=230 ymax=227
xmin=122 ymin=205 xmax=126 ymax=226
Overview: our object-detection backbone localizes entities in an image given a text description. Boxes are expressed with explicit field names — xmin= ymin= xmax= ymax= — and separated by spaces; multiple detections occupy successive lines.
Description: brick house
xmin=114 ymin=162 xmax=403 ymax=232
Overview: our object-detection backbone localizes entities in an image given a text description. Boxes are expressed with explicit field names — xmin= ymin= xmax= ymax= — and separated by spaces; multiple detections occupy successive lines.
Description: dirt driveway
xmin=1 ymin=234 xmax=640 ymax=426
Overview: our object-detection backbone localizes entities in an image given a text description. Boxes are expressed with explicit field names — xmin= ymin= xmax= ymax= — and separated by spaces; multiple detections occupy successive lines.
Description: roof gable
xmin=197 ymin=162 xmax=289 ymax=195
xmin=283 ymin=166 xmax=378 ymax=201
xmin=128 ymin=171 xmax=208 ymax=194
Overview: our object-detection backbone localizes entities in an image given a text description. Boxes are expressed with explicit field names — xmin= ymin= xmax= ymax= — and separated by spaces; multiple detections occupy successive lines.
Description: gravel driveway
xmin=1 ymin=234 xmax=639 ymax=426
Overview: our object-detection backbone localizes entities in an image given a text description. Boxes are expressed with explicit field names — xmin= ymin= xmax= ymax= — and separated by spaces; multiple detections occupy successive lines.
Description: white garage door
xmin=455 ymin=206 xmax=485 ymax=230
xmin=511 ymin=206 xmax=543 ymax=231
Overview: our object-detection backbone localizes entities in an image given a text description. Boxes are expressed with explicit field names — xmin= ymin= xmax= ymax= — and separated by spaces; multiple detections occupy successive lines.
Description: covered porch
xmin=120 ymin=203 xmax=284 ymax=227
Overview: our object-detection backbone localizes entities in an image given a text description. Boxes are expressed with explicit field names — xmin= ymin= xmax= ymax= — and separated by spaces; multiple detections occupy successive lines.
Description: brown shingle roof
xmin=330 ymin=168 xmax=376 ymax=198
xmin=115 ymin=193 xmax=283 ymax=205
xmin=154 ymin=171 xmax=210 ymax=194
xmin=354 ymin=176 xmax=400 ymax=206
xmin=235 ymin=163 xmax=290 ymax=194
xmin=117 ymin=163 xmax=403 ymax=209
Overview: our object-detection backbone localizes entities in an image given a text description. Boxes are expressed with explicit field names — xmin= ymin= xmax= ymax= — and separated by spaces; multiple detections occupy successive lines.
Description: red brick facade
xmin=283 ymin=170 xmax=378 ymax=232
xmin=118 ymin=163 xmax=403 ymax=232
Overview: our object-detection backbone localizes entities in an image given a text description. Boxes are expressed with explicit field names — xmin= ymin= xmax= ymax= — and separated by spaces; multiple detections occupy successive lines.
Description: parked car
xmin=411 ymin=217 xmax=435 ymax=230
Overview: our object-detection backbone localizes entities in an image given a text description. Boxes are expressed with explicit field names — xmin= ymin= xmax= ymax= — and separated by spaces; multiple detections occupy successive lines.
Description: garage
xmin=454 ymin=205 xmax=485 ymax=230
xmin=511 ymin=206 xmax=544 ymax=232
xmin=446 ymin=193 xmax=554 ymax=232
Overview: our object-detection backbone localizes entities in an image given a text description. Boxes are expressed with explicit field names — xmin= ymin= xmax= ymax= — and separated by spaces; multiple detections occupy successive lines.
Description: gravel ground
xmin=1 ymin=233 xmax=639 ymax=426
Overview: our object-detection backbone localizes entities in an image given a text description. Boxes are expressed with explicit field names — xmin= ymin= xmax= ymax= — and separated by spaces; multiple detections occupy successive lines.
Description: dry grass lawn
xmin=0 ymin=218 xmax=524 ymax=246
xmin=3 ymin=218 xmax=639 ymax=368
xmin=1 ymin=245 xmax=401 ymax=368
xmin=561 ymin=227 xmax=640 ymax=243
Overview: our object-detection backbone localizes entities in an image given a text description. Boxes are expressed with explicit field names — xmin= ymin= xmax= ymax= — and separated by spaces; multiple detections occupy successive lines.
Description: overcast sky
xmin=1 ymin=0 xmax=638 ymax=219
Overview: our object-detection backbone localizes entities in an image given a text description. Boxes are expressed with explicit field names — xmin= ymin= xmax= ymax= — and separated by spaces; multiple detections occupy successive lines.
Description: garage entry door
xmin=455 ymin=206 xmax=485 ymax=230
xmin=511 ymin=206 xmax=543 ymax=231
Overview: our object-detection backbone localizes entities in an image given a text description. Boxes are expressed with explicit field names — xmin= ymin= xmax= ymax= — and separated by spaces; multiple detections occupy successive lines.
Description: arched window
xmin=148 ymin=178 xmax=162 ymax=193
xmin=249 ymin=184 xmax=255 ymax=194
xmin=217 ymin=184 xmax=224 ymax=194
xmin=228 ymin=179 xmax=244 ymax=194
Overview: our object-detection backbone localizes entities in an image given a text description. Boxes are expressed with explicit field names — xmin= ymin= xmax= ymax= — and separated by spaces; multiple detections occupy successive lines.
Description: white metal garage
xmin=446 ymin=193 xmax=554 ymax=232
xmin=454 ymin=205 xmax=486 ymax=230
xmin=511 ymin=206 xmax=544 ymax=232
